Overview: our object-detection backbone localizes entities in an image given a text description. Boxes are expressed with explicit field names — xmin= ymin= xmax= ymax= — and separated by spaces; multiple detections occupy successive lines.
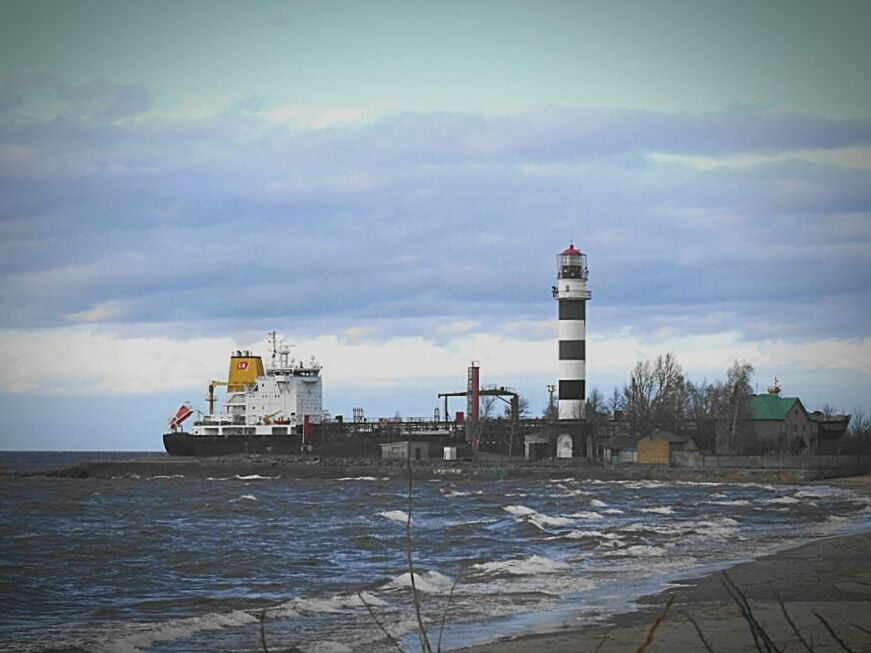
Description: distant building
xmin=606 ymin=433 xmax=637 ymax=464
xmin=380 ymin=440 xmax=433 ymax=461
xmin=751 ymin=394 xmax=818 ymax=454
xmin=637 ymin=430 xmax=699 ymax=465
xmin=810 ymin=411 xmax=852 ymax=454
xmin=716 ymin=392 xmax=819 ymax=455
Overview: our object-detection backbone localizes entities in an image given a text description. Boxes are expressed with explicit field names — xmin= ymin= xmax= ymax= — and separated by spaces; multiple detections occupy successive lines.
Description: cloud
xmin=0 ymin=327 xmax=867 ymax=414
xmin=0 ymin=103 xmax=868 ymax=373
xmin=263 ymin=104 xmax=376 ymax=129
xmin=0 ymin=73 xmax=155 ymax=123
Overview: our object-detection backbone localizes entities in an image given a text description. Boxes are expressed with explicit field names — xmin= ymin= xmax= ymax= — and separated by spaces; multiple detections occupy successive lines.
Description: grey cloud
xmin=0 ymin=105 xmax=869 ymax=346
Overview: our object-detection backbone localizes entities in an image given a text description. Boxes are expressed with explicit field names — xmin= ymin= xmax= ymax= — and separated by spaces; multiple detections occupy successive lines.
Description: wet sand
xmin=453 ymin=479 xmax=871 ymax=653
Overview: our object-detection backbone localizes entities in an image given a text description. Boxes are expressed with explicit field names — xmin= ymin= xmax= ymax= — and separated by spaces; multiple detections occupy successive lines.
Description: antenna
xmin=268 ymin=330 xmax=278 ymax=367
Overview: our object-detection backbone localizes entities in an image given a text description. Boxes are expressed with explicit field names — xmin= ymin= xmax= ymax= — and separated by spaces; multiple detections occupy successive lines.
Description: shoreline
xmin=13 ymin=454 xmax=869 ymax=484
xmin=450 ymin=514 xmax=871 ymax=652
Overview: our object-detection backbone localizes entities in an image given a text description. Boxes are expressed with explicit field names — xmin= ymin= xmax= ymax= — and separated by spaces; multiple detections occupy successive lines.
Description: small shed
xmin=380 ymin=440 xmax=432 ymax=461
xmin=637 ymin=430 xmax=698 ymax=464
xmin=524 ymin=433 xmax=550 ymax=461
xmin=607 ymin=433 xmax=638 ymax=464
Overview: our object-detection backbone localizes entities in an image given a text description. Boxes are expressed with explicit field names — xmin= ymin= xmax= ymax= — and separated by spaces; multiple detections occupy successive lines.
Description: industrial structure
xmin=165 ymin=243 xmax=600 ymax=458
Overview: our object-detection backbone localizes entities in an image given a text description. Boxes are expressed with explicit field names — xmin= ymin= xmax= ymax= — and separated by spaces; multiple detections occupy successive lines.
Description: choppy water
xmin=1 ymin=452 xmax=869 ymax=653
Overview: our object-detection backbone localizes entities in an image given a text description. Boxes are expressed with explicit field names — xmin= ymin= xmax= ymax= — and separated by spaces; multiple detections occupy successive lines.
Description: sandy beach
xmin=453 ymin=477 xmax=871 ymax=653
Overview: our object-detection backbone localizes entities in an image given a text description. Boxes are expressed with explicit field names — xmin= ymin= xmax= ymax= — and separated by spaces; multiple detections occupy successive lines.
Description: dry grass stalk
xmin=358 ymin=592 xmax=407 ymax=653
xmin=681 ymin=610 xmax=715 ymax=653
xmin=813 ymin=611 xmax=855 ymax=653
xmin=259 ymin=609 xmax=270 ymax=653
xmin=776 ymin=593 xmax=813 ymax=653
xmin=850 ymin=623 xmax=871 ymax=636
xmin=435 ymin=567 xmax=464 ymax=653
xmin=406 ymin=450 xmax=433 ymax=653
xmin=722 ymin=572 xmax=781 ymax=653
xmin=635 ymin=593 xmax=674 ymax=653
xmin=592 ymin=633 xmax=608 ymax=653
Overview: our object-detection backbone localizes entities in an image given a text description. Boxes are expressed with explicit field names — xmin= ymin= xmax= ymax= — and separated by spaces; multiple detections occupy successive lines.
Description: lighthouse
xmin=553 ymin=244 xmax=591 ymax=420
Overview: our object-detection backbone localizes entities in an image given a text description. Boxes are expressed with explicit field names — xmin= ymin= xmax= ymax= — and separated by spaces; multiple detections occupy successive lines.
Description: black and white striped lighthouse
xmin=553 ymin=244 xmax=591 ymax=420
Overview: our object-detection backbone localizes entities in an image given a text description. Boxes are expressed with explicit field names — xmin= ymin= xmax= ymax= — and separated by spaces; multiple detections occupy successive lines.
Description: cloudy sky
xmin=1 ymin=0 xmax=869 ymax=450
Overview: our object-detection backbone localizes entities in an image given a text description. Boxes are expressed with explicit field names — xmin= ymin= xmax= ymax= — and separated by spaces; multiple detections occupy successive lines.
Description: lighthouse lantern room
xmin=554 ymin=244 xmax=591 ymax=420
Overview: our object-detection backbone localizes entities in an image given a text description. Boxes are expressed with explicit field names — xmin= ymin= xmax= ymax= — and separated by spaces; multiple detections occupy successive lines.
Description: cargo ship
xmin=163 ymin=335 xmax=329 ymax=456
xmin=163 ymin=333 xmax=464 ymax=457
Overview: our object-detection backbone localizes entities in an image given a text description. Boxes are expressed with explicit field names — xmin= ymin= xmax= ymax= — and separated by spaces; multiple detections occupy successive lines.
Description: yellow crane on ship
xmin=206 ymin=380 xmax=228 ymax=414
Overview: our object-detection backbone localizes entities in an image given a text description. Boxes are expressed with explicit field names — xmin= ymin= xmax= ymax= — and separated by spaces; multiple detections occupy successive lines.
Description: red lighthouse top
xmin=556 ymin=243 xmax=589 ymax=283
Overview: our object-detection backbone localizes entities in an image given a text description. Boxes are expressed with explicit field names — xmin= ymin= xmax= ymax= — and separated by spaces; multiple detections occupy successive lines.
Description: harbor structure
xmin=553 ymin=244 xmax=591 ymax=420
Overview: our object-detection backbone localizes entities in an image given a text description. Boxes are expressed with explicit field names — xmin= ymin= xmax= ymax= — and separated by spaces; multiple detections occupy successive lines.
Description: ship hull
xmin=163 ymin=431 xmax=306 ymax=456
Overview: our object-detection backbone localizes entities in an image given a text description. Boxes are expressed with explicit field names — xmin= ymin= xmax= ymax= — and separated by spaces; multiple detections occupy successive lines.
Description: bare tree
xmin=587 ymin=387 xmax=604 ymax=416
xmin=542 ymin=401 xmax=558 ymax=422
xmin=849 ymin=406 xmax=868 ymax=434
xmin=819 ymin=403 xmax=837 ymax=419
xmin=480 ymin=395 xmax=497 ymax=421
xmin=586 ymin=387 xmax=606 ymax=436
xmin=503 ymin=395 xmax=529 ymax=420
xmin=608 ymin=386 xmax=624 ymax=416
xmin=724 ymin=360 xmax=754 ymax=452
xmin=623 ymin=353 xmax=686 ymax=436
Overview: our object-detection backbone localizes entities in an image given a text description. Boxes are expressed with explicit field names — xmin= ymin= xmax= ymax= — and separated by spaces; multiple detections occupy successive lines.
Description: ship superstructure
xmin=165 ymin=334 xmax=326 ymax=453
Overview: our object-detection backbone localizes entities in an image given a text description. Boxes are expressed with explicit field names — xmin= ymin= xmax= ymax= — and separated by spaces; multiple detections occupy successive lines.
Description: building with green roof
xmin=746 ymin=392 xmax=818 ymax=454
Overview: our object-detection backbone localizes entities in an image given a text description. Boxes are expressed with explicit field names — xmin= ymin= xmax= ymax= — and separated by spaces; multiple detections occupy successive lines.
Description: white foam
xmin=304 ymin=642 xmax=354 ymax=653
xmin=92 ymin=609 xmax=257 ymax=653
xmin=767 ymin=496 xmax=800 ymax=504
xmin=378 ymin=510 xmax=409 ymax=523
xmin=709 ymin=499 xmax=751 ymax=506
xmin=146 ymin=474 xmax=185 ymax=480
xmin=239 ymin=494 xmax=257 ymax=501
xmin=528 ymin=514 xmax=575 ymax=530
xmin=474 ymin=554 xmax=569 ymax=576
xmin=639 ymin=506 xmax=675 ymax=515
xmin=503 ymin=505 xmax=537 ymax=516
xmin=606 ymin=544 xmax=668 ymax=558
xmin=272 ymin=591 xmax=387 ymax=619
xmin=590 ymin=498 xmax=607 ymax=507
xmin=561 ymin=529 xmax=623 ymax=542
xmin=235 ymin=474 xmax=280 ymax=480
xmin=566 ymin=511 xmax=605 ymax=520
xmin=601 ymin=508 xmax=625 ymax=515
xmin=554 ymin=486 xmax=588 ymax=497
xmin=619 ymin=517 xmax=739 ymax=541
xmin=384 ymin=570 xmax=455 ymax=594
xmin=337 ymin=476 xmax=381 ymax=481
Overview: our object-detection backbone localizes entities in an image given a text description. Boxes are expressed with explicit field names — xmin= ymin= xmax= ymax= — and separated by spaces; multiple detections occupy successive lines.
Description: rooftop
xmin=751 ymin=394 xmax=802 ymax=421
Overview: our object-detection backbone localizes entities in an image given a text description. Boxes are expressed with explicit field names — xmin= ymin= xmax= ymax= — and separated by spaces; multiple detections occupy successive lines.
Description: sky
xmin=0 ymin=0 xmax=869 ymax=450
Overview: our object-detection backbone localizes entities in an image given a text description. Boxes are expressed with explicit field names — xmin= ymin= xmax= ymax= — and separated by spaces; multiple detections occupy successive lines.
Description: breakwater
xmin=24 ymin=454 xmax=860 ymax=483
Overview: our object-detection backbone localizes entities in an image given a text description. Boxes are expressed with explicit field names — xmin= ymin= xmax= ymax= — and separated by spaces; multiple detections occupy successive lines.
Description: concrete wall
xmin=671 ymin=453 xmax=863 ymax=470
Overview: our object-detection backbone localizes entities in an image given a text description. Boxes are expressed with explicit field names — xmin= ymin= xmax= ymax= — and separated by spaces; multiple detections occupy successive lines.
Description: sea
xmin=2 ymin=451 xmax=870 ymax=653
